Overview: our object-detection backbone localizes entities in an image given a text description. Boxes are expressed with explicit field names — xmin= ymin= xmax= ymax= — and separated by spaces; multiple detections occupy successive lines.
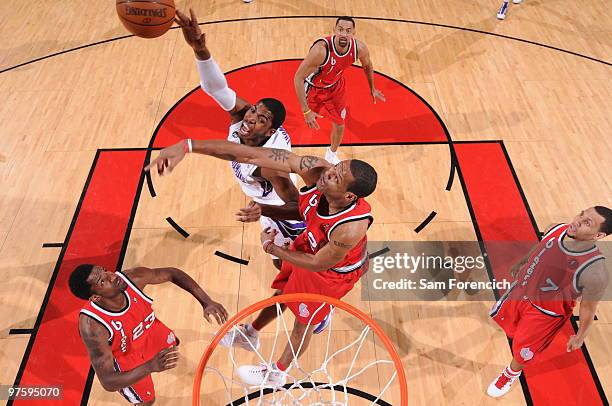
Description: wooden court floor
xmin=0 ymin=1 xmax=610 ymax=405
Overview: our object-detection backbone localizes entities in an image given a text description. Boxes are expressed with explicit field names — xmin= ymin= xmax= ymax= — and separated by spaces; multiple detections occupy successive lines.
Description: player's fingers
xmin=214 ymin=311 xmax=223 ymax=325
xmin=164 ymin=360 xmax=179 ymax=370
xmin=165 ymin=346 xmax=179 ymax=355
xmin=164 ymin=354 xmax=180 ymax=365
xmin=164 ymin=355 xmax=180 ymax=366
xmin=175 ymin=9 xmax=186 ymax=22
xmin=203 ymin=311 xmax=212 ymax=323
xmin=157 ymin=159 xmax=165 ymax=175
xmin=144 ymin=159 xmax=154 ymax=172
xmin=190 ymin=8 xmax=199 ymax=26
xmin=166 ymin=351 xmax=180 ymax=360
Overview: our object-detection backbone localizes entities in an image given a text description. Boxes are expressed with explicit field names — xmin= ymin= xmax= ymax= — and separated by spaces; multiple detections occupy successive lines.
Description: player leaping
xmin=174 ymin=9 xmax=305 ymax=269
xmin=146 ymin=137 xmax=377 ymax=387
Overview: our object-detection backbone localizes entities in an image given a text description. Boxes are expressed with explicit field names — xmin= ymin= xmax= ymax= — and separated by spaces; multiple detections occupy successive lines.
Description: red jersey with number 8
xmin=295 ymin=185 xmax=373 ymax=273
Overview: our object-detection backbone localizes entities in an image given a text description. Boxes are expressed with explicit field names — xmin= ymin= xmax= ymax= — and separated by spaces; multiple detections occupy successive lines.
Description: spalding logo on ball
xmin=116 ymin=0 xmax=176 ymax=38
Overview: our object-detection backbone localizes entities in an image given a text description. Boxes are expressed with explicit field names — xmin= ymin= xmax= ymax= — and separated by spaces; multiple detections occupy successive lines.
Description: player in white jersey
xmin=175 ymin=9 xmax=306 ymax=268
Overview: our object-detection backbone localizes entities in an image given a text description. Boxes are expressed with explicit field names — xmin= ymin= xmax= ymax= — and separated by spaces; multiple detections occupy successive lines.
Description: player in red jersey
xmin=294 ymin=16 xmax=385 ymax=164
xmin=69 ymin=265 xmax=228 ymax=405
xmin=486 ymin=206 xmax=611 ymax=398
xmin=146 ymin=137 xmax=377 ymax=388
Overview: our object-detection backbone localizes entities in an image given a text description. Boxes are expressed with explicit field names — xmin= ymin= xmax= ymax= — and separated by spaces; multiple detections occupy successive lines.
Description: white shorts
xmin=260 ymin=216 xmax=306 ymax=259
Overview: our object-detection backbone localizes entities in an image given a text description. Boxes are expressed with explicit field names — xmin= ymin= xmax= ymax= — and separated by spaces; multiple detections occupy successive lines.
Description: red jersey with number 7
xmin=79 ymin=271 xmax=177 ymax=359
xmin=511 ymin=223 xmax=605 ymax=318
xmin=294 ymin=185 xmax=373 ymax=273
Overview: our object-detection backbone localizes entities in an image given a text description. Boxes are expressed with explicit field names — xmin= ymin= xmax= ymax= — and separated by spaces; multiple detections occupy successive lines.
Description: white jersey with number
xmin=227 ymin=120 xmax=294 ymax=205
xmin=226 ymin=121 xmax=306 ymax=257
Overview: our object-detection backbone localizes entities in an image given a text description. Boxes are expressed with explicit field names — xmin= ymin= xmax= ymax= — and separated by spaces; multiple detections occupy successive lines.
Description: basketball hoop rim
xmin=192 ymin=293 xmax=408 ymax=405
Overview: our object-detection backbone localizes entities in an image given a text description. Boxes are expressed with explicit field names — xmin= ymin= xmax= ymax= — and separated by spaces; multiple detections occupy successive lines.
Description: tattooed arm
xmin=78 ymin=314 xmax=179 ymax=392
xmin=263 ymin=219 xmax=370 ymax=271
xmin=146 ymin=139 xmax=331 ymax=186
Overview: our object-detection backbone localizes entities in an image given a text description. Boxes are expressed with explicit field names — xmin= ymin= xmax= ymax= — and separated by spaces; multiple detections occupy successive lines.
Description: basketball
xmin=116 ymin=0 xmax=175 ymax=39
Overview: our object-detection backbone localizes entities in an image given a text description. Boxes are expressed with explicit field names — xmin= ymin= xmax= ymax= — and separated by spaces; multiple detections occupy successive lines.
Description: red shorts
xmin=306 ymin=78 xmax=347 ymax=125
xmin=113 ymin=322 xmax=178 ymax=404
xmin=271 ymin=259 xmax=365 ymax=325
xmin=490 ymin=292 xmax=567 ymax=364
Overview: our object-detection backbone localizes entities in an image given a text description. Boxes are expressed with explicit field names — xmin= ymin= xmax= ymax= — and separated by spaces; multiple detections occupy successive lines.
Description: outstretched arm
xmin=175 ymin=8 xmax=250 ymax=123
xmin=79 ymin=315 xmax=179 ymax=392
xmin=124 ymin=267 xmax=228 ymax=324
xmin=294 ymin=41 xmax=326 ymax=129
xmin=145 ymin=139 xmax=331 ymax=187
xmin=356 ymin=40 xmax=385 ymax=104
xmin=261 ymin=219 xmax=370 ymax=272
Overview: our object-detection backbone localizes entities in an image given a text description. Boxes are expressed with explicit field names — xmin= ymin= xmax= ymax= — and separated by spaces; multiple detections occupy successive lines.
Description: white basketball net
xmin=204 ymin=302 xmax=397 ymax=405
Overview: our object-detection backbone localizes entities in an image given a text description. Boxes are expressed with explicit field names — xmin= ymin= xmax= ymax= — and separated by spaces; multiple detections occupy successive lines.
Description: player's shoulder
xmin=120 ymin=267 xmax=150 ymax=289
xmin=579 ymin=257 xmax=608 ymax=290
xmin=542 ymin=223 xmax=566 ymax=238
xmin=265 ymin=127 xmax=292 ymax=150
xmin=354 ymin=38 xmax=368 ymax=52
xmin=309 ymin=39 xmax=329 ymax=54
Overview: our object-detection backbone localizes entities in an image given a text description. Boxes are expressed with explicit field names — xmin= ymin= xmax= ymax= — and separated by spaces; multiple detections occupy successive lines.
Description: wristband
xmin=262 ymin=239 xmax=274 ymax=253
xmin=183 ymin=138 xmax=193 ymax=153
xmin=303 ymin=109 xmax=312 ymax=116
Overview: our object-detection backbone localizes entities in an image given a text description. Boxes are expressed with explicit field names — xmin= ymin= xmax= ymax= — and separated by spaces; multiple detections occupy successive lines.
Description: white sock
xmin=506 ymin=365 xmax=521 ymax=376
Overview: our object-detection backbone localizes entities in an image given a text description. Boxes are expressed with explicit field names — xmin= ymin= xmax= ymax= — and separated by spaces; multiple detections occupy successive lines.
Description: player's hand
xmin=304 ymin=110 xmax=322 ymax=130
xmin=260 ymin=227 xmax=278 ymax=244
xmin=144 ymin=141 xmax=186 ymax=176
xmin=148 ymin=346 xmax=179 ymax=373
xmin=175 ymin=8 xmax=206 ymax=52
xmin=566 ymin=335 xmax=584 ymax=352
xmin=371 ymin=88 xmax=385 ymax=104
xmin=235 ymin=201 xmax=262 ymax=222
xmin=202 ymin=301 xmax=229 ymax=325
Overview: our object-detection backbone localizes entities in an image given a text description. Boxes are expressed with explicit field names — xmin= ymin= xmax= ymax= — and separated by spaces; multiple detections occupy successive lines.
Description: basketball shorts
xmin=490 ymin=288 xmax=567 ymax=364
xmin=260 ymin=216 xmax=306 ymax=259
xmin=271 ymin=259 xmax=367 ymax=325
xmin=306 ymin=78 xmax=347 ymax=125
xmin=113 ymin=322 xmax=178 ymax=404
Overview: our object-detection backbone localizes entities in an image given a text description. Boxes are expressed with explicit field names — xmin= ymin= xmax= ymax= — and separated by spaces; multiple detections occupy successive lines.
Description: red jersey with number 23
xmin=80 ymin=272 xmax=177 ymax=361
xmin=294 ymin=185 xmax=372 ymax=272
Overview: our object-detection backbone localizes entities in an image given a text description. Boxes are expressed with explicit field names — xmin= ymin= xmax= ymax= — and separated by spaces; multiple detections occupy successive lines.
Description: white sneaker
xmin=325 ymin=147 xmax=340 ymax=165
xmin=219 ymin=324 xmax=260 ymax=351
xmin=512 ymin=0 xmax=522 ymax=4
xmin=237 ymin=363 xmax=287 ymax=388
xmin=497 ymin=1 xmax=509 ymax=19
xmin=487 ymin=366 xmax=522 ymax=398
